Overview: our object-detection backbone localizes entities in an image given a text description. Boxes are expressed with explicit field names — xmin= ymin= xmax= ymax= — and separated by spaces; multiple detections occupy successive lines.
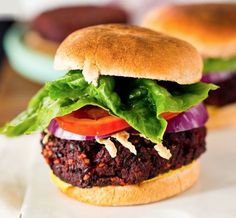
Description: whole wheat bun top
xmin=142 ymin=3 xmax=236 ymax=58
xmin=54 ymin=24 xmax=202 ymax=85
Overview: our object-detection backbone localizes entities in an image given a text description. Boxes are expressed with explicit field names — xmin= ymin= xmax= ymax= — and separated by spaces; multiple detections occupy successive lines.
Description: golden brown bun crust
xmin=142 ymin=4 xmax=236 ymax=58
xmin=207 ymin=104 xmax=236 ymax=129
xmin=51 ymin=161 xmax=199 ymax=206
xmin=24 ymin=30 xmax=58 ymax=56
xmin=54 ymin=24 xmax=202 ymax=84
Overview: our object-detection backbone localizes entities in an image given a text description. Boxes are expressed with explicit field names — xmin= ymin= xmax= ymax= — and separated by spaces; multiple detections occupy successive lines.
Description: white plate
xmin=18 ymin=128 xmax=236 ymax=218
xmin=4 ymin=24 xmax=66 ymax=84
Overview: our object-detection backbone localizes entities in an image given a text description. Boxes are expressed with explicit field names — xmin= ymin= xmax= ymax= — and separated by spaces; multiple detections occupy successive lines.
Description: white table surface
xmin=0 ymin=134 xmax=37 ymax=218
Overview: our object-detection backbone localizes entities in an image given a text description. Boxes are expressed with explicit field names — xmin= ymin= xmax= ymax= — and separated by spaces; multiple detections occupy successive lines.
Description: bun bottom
xmin=24 ymin=30 xmax=58 ymax=56
xmin=207 ymin=103 xmax=236 ymax=129
xmin=51 ymin=161 xmax=199 ymax=206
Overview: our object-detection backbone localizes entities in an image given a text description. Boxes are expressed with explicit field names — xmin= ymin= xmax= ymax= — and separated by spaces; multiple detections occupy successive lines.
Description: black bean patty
xmin=41 ymin=127 xmax=206 ymax=188
xmin=205 ymin=73 xmax=236 ymax=106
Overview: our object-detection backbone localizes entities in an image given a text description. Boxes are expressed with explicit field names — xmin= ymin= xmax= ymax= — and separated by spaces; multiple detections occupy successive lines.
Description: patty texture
xmin=41 ymin=127 xmax=206 ymax=188
xmin=205 ymin=73 xmax=236 ymax=106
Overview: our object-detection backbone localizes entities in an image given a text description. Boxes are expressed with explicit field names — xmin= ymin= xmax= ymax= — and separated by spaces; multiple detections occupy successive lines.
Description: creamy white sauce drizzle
xmin=96 ymin=138 xmax=117 ymax=158
xmin=139 ymin=134 xmax=172 ymax=160
xmin=97 ymin=131 xmax=172 ymax=159
xmin=96 ymin=131 xmax=137 ymax=157
xmin=112 ymin=131 xmax=137 ymax=155
xmin=42 ymin=131 xmax=50 ymax=144
xmin=154 ymin=143 xmax=172 ymax=160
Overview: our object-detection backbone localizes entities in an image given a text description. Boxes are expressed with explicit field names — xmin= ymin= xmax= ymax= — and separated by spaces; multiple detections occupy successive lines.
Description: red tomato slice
xmin=56 ymin=106 xmax=180 ymax=136
xmin=161 ymin=112 xmax=180 ymax=120
xmin=56 ymin=106 xmax=130 ymax=136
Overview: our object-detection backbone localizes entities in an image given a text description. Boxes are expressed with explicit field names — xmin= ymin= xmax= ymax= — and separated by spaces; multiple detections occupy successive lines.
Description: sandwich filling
xmin=0 ymin=70 xmax=216 ymax=188
xmin=202 ymin=57 xmax=236 ymax=106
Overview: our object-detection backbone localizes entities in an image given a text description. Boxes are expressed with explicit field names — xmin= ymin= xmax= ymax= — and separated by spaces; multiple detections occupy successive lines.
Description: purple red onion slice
xmin=166 ymin=103 xmax=208 ymax=133
xmin=201 ymin=71 xmax=236 ymax=83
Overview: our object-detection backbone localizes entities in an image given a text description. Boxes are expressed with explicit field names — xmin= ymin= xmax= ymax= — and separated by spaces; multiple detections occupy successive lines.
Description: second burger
xmin=143 ymin=3 xmax=236 ymax=128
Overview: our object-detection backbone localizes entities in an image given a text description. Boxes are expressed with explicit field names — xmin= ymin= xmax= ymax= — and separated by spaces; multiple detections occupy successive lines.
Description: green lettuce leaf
xmin=0 ymin=70 xmax=217 ymax=143
xmin=204 ymin=56 xmax=236 ymax=73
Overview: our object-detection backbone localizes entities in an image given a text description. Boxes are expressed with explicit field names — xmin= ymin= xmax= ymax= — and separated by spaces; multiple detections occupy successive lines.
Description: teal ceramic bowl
xmin=4 ymin=23 xmax=66 ymax=84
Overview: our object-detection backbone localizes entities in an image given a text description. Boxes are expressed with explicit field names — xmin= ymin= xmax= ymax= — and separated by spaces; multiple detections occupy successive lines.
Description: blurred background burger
xmin=142 ymin=3 xmax=236 ymax=129
xmin=4 ymin=4 xmax=128 ymax=83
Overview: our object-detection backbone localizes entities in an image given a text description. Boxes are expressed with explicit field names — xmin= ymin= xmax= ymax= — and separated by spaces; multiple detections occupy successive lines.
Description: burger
xmin=142 ymin=3 xmax=236 ymax=128
xmin=25 ymin=5 xmax=129 ymax=56
xmin=4 ymin=5 xmax=128 ymax=83
xmin=1 ymin=24 xmax=216 ymax=206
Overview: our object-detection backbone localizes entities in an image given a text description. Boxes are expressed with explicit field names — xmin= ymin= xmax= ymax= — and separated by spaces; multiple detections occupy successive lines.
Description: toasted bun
xmin=51 ymin=161 xmax=199 ymax=206
xmin=142 ymin=4 xmax=236 ymax=58
xmin=207 ymin=104 xmax=236 ymax=129
xmin=24 ymin=30 xmax=58 ymax=56
xmin=54 ymin=24 xmax=202 ymax=85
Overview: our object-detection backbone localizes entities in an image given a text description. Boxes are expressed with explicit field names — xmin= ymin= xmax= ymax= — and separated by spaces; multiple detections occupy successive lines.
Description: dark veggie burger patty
xmin=32 ymin=6 xmax=128 ymax=42
xmin=41 ymin=127 xmax=206 ymax=188
xmin=205 ymin=73 xmax=236 ymax=106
